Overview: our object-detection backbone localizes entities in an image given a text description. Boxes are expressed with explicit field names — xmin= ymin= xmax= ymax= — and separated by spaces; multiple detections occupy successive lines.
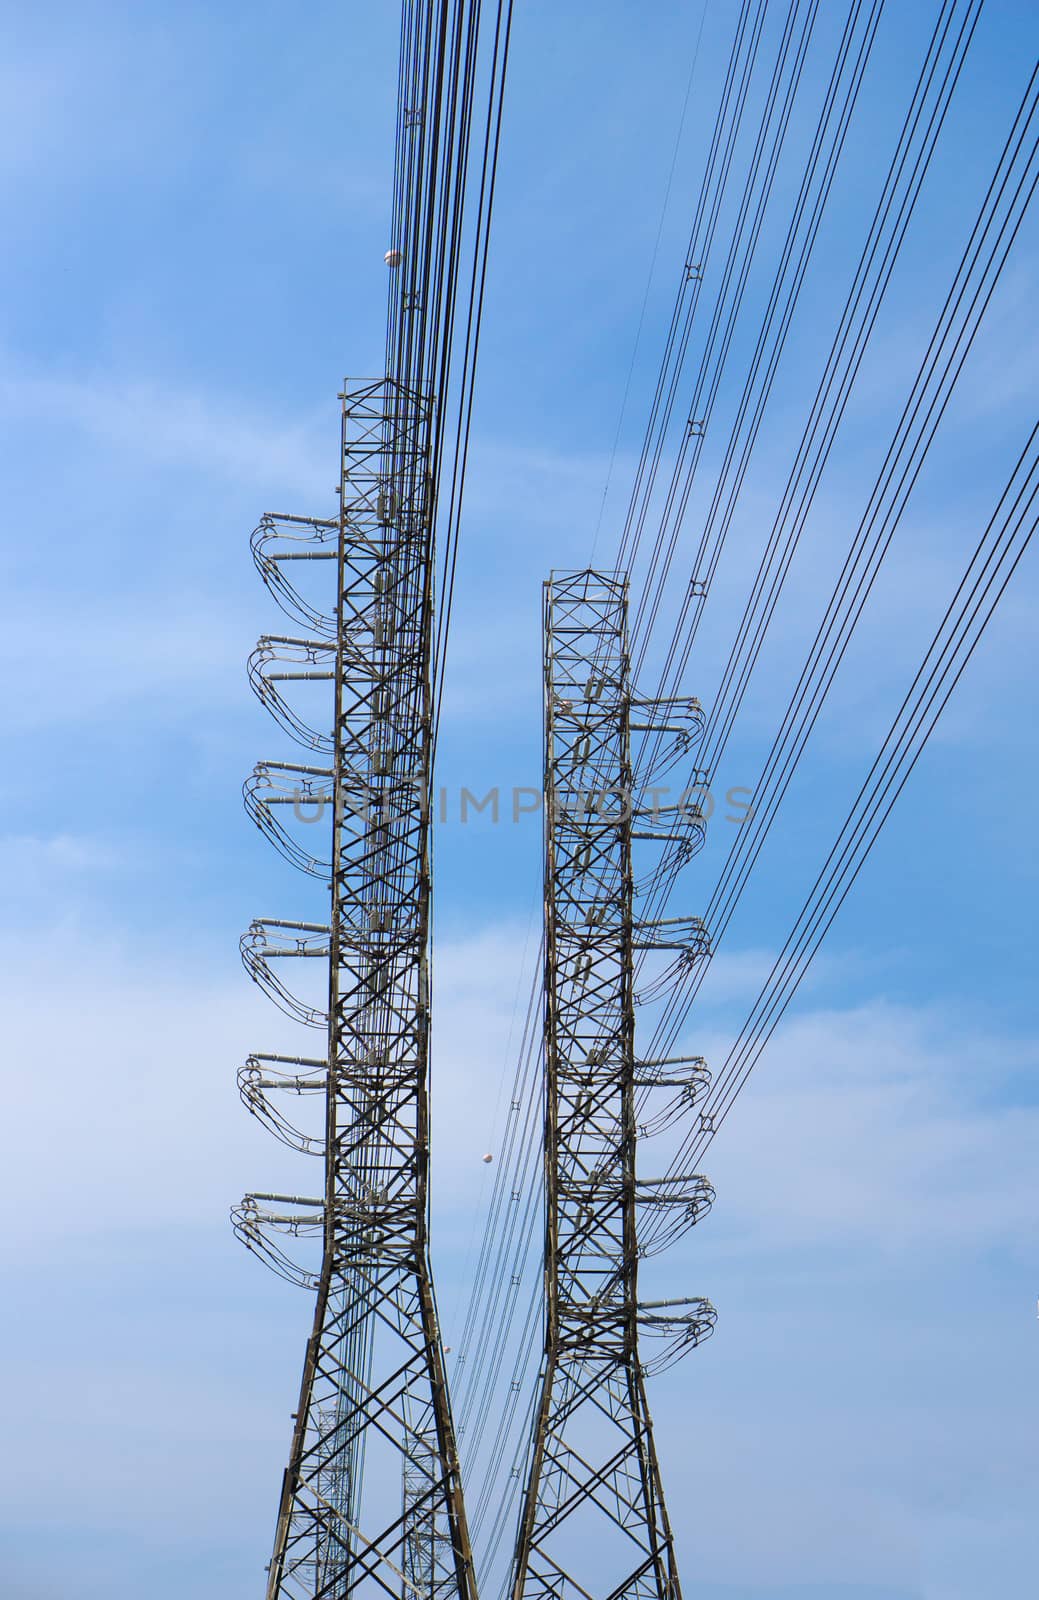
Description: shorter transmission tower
xmin=511 ymin=570 xmax=716 ymax=1600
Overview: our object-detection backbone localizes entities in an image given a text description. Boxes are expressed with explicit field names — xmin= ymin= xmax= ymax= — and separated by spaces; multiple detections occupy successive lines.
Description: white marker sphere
xmin=482 ymin=1153 xmax=493 ymax=1164
xmin=384 ymin=248 xmax=403 ymax=268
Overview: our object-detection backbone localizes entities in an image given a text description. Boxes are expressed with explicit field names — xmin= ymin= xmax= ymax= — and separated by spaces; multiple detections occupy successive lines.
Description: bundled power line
xmin=640 ymin=418 xmax=1039 ymax=1231
xmin=383 ymin=0 xmax=513 ymax=746
xmin=640 ymin=48 xmax=1039 ymax=1079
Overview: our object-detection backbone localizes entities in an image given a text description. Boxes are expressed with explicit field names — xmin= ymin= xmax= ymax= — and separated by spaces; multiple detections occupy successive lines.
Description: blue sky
xmin=1 ymin=2 xmax=1037 ymax=1597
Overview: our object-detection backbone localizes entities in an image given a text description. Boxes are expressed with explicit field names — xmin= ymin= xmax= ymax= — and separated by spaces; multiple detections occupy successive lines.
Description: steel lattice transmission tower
xmin=510 ymin=570 xmax=717 ymax=1600
xmin=236 ymin=379 xmax=475 ymax=1600
xmin=230 ymin=0 xmax=513 ymax=1586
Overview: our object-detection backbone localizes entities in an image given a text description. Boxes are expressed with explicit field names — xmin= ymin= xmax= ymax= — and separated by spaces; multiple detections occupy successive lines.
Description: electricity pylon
xmin=236 ymin=381 xmax=475 ymax=1600
xmin=511 ymin=570 xmax=716 ymax=1600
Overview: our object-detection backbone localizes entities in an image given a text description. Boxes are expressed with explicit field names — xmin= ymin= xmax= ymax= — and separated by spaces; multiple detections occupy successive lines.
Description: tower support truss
xmin=240 ymin=380 xmax=475 ymax=1600
xmin=510 ymin=570 xmax=716 ymax=1600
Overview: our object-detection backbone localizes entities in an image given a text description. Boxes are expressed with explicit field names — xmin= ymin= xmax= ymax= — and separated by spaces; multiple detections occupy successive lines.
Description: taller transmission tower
xmin=510 ymin=570 xmax=716 ymax=1600
xmin=232 ymin=0 xmax=512 ymax=1589
xmin=237 ymin=384 xmax=473 ymax=1600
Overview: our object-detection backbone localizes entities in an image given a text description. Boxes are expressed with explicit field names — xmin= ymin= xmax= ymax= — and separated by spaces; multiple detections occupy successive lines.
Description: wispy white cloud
xmin=0 ymin=831 xmax=122 ymax=874
xmin=0 ymin=592 xmax=249 ymax=734
xmin=0 ymin=366 xmax=334 ymax=500
xmin=686 ymin=999 xmax=1038 ymax=1256
xmin=0 ymin=361 xmax=340 ymax=734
